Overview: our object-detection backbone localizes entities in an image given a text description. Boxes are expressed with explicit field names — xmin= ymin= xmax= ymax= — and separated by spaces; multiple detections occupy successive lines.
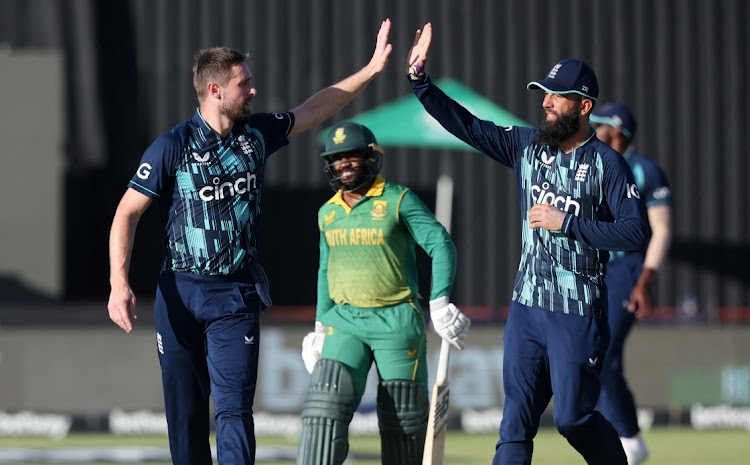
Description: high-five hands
xmin=429 ymin=296 xmax=471 ymax=350
xmin=406 ymin=22 xmax=433 ymax=77
xmin=367 ymin=19 xmax=393 ymax=76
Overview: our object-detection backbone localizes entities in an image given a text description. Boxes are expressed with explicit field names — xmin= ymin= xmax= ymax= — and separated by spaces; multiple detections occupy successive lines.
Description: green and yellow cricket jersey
xmin=316 ymin=175 xmax=456 ymax=319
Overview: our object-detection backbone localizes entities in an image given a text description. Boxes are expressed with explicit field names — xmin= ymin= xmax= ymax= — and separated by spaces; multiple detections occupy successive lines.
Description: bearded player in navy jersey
xmin=107 ymin=20 xmax=392 ymax=465
xmin=406 ymin=24 xmax=650 ymax=465
xmin=591 ymin=103 xmax=672 ymax=465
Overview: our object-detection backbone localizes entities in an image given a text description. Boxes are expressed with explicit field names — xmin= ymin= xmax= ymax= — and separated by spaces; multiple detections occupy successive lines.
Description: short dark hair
xmin=192 ymin=47 xmax=247 ymax=101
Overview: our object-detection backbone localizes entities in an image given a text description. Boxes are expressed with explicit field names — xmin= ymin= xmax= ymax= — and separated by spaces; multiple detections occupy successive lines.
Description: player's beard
xmin=222 ymin=98 xmax=252 ymax=122
xmin=535 ymin=101 xmax=581 ymax=146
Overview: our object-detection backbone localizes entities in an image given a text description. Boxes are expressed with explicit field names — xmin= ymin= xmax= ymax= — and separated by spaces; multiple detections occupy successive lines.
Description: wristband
xmin=407 ymin=63 xmax=425 ymax=78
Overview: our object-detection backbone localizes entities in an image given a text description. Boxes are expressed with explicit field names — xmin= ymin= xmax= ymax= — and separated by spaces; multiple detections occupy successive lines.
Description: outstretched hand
xmin=406 ymin=22 xmax=433 ymax=71
xmin=367 ymin=18 xmax=393 ymax=75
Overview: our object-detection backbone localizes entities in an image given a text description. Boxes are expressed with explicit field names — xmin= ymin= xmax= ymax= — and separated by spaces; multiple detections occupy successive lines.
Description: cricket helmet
xmin=320 ymin=122 xmax=384 ymax=192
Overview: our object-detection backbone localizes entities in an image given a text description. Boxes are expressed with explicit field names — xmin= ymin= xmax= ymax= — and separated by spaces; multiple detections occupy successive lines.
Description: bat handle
xmin=436 ymin=338 xmax=451 ymax=382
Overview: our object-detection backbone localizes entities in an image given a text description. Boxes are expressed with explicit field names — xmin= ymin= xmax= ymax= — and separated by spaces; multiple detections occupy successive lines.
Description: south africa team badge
xmin=370 ymin=200 xmax=387 ymax=220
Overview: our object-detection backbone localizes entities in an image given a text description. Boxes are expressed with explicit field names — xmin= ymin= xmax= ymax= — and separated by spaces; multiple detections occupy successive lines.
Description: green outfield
xmin=0 ymin=427 xmax=747 ymax=464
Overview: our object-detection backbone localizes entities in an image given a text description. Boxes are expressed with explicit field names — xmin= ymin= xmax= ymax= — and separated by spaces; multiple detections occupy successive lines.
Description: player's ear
xmin=208 ymin=81 xmax=222 ymax=100
xmin=580 ymin=98 xmax=594 ymax=115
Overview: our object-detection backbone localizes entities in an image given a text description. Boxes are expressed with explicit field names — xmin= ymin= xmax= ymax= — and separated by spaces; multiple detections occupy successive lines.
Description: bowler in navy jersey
xmin=591 ymin=102 xmax=672 ymax=465
xmin=406 ymin=23 xmax=649 ymax=465
xmin=129 ymin=110 xmax=293 ymax=276
xmin=108 ymin=20 xmax=393 ymax=465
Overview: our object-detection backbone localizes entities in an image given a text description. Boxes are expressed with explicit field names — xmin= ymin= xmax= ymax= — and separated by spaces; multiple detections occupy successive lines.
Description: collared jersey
xmin=411 ymin=76 xmax=649 ymax=317
xmin=610 ymin=147 xmax=672 ymax=263
xmin=316 ymin=176 xmax=456 ymax=317
xmin=128 ymin=109 xmax=294 ymax=275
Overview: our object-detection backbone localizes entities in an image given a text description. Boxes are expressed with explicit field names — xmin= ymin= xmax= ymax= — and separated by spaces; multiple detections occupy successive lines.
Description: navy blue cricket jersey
xmin=128 ymin=109 xmax=294 ymax=275
xmin=411 ymin=77 xmax=649 ymax=317
xmin=609 ymin=148 xmax=671 ymax=263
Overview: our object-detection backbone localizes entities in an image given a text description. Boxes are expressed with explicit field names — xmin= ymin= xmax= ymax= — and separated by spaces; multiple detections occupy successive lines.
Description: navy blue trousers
xmin=597 ymin=256 xmax=642 ymax=438
xmin=155 ymin=271 xmax=261 ymax=465
xmin=493 ymin=302 xmax=626 ymax=465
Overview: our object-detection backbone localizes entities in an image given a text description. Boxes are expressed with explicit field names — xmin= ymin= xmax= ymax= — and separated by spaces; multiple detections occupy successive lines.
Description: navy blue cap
xmin=590 ymin=102 xmax=637 ymax=139
xmin=527 ymin=59 xmax=599 ymax=100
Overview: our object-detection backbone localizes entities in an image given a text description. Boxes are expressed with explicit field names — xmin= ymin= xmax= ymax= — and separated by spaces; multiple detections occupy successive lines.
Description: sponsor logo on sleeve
xmin=626 ymin=183 xmax=641 ymax=199
xmin=653 ymin=186 xmax=670 ymax=200
xmin=136 ymin=163 xmax=152 ymax=180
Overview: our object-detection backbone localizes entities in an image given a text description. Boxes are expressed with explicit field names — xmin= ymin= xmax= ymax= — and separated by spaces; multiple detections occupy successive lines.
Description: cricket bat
xmin=423 ymin=338 xmax=451 ymax=465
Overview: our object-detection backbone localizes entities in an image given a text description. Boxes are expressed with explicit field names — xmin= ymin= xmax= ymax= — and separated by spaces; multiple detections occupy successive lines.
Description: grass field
xmin=0 ymin=427 xmax=747 ymax=464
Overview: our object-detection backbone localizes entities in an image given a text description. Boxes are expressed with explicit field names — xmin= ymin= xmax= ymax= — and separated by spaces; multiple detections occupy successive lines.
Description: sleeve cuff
xmin=561 ymin=214 xmax=574 ymax=234
xmin=408 ymin=73 xmax=430 ymax=87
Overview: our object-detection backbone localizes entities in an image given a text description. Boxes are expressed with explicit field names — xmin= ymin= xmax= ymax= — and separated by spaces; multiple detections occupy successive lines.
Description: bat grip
xmin=436 ymin=338 xmax=451 ymax=382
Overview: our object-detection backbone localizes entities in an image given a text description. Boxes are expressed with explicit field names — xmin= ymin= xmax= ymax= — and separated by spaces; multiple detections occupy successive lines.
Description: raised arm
xmin=107 ymin=188 xmax=152 ymax=332
xmin=288 ymin=19 xmax=392 ymax=137
xmin=406 ymin=22 xmax=433 ymax=76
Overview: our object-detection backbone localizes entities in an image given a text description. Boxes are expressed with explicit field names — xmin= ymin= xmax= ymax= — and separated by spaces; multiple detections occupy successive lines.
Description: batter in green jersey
xmin=296 ymin=122 xmax=471 ymax=465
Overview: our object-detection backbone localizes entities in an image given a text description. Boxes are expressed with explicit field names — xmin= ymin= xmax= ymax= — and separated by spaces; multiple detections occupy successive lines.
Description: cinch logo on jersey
xmin=531 ymin=182 xmax=581 ymax=216
xmin=625 ymin=183 xmax=641 ymax=199
xmin=324 ymin=228 xmax=385 ymax=246
xmin=198 ymin=173 xmax=257 ymax=202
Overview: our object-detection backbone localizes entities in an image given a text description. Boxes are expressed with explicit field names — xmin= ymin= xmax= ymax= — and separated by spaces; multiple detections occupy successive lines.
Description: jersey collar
xmin=193 ymin=108 xmax=213 ymax=135
xmin=327 ymin=175 xmax=386 ymax=211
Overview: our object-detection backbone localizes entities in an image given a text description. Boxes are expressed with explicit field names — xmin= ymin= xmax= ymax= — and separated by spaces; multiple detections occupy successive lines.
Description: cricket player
xmin=296 ymin=121 xmax=470 ymax=465
xmin=591 ymin=102 xmax=672 ymax=465
xmin=406 ymin=23 xmax=650 ymax=465
xmin=107 ymin=19 xmax=393 ymax=465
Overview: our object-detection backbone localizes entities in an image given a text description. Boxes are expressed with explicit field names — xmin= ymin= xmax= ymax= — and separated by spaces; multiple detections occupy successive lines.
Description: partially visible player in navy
xmin=107 ymin=19 xmax=392 ymax=465
xmin=591 ymin=102 xmax=672 ymax=465
xmin=405 ymin=23 xmax=650 ymax=465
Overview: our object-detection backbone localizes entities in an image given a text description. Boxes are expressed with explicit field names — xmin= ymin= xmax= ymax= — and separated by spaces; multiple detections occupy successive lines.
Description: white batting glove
xmin=429 ymin=296 xmax=470 ymax=350
xmin=301 ymin=321 xmax=326 ymax=374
